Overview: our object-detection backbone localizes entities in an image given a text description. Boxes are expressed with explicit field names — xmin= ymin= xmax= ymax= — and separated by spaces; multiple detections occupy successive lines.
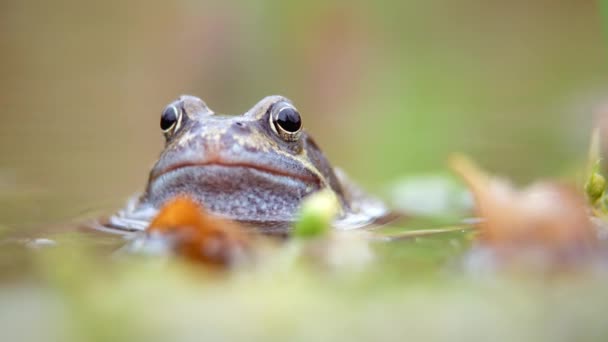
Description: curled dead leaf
xmin=449 ymin=154 xmax=599 ymax=271
xmin=147 ymin=196 xmax=252 ymax=267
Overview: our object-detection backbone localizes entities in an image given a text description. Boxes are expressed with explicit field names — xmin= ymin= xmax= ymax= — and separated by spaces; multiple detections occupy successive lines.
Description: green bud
xmin=293 ymin=189 xmax=339 ymax=238
xmin=585 ymin=171 xmax=606 ymax=204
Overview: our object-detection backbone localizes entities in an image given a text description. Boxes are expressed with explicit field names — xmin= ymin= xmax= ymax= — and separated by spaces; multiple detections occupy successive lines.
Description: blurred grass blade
xmin=602 ymin=0 xmax=608 ymax=45
xmin=371 ymin=225 xmax=473 ymax=242
xmin=587 ymin=128 xmax=601 ymax=174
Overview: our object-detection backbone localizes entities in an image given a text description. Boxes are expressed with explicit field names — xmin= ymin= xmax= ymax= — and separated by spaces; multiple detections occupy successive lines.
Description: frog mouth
xmin=141 ymin=160 xmax=325 ymax=225
xmin=150 ymin=160 xmax=321 ymax=186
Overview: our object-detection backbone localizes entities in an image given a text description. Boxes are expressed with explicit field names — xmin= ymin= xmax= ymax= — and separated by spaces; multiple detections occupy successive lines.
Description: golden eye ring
xmin=270 ymin=104 xmax=302 ymax=142
xmin=160 ymin=105 xmax=182 ymax=136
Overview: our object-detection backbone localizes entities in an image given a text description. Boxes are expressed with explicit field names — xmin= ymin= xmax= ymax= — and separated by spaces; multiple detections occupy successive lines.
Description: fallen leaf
xmin=147 ymin=197 xmax=252 ymax=267
xmin=449 ymin=154 xmax=599 ymax=271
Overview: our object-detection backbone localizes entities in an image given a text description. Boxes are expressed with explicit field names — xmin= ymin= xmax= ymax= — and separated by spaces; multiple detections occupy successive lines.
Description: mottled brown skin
xmin=108 ymin=95 xmax=390 ymax=234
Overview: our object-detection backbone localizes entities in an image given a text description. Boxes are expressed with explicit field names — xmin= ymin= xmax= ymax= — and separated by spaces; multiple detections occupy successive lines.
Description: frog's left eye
xmin=271 ymin=104 xmax=302 ymax=141
xmin=160 ymin=105 xmax=182 ymax=135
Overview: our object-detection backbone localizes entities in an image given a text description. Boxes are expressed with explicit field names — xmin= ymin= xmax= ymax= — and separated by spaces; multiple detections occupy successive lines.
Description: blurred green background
xmin=0 ymin=0 xmax=606 ymax=226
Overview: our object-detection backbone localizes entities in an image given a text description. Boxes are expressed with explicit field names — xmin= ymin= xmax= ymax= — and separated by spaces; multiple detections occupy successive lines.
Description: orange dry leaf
xmin=147 ymin=196 xmax=251 ymax=266
xmin=449 ymin=154 xmax=598 ymax=269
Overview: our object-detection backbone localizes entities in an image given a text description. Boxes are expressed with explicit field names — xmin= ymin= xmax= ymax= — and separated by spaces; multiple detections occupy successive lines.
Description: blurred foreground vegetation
xmin=2 ymin=223 xmax=608 ymax=342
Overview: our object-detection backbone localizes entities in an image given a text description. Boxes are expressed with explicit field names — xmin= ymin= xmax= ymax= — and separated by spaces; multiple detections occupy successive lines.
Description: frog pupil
xmin=276 ymin=107 xmax=301 ymax=133
xmin=161 ymin=106 xmax=178 ymax=131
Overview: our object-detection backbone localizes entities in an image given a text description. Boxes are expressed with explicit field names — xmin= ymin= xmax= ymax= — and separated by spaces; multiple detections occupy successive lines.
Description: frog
xmin=106 ymin=95 xmax=393 ymax=234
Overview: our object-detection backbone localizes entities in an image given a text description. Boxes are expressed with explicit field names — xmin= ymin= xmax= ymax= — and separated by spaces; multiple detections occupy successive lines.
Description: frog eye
xmin=271 ymin=104 xmax=302 ymax=141
xmin=160 ymin=105 xmax=182 ymax=135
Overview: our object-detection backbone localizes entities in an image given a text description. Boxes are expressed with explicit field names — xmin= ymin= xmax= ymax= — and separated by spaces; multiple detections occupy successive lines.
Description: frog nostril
xmin=232 ymin=121 xmax=250 ymax=133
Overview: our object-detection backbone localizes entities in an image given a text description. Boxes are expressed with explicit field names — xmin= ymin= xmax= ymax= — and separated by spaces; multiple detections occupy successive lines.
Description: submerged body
xmin=108 ymin=95 xmax=391 ymax=234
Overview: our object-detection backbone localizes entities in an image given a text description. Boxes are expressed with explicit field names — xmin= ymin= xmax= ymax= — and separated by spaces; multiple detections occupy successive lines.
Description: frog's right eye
xmin=270 ymin=103 xmax=302 ymax=142
xmin=160 ymin=105 xmax=182 ymax=134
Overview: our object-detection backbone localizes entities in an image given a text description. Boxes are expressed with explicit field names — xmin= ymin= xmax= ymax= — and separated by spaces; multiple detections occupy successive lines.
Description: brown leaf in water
xmin=147 ymin=197 xmax=252 ymax=267
xmin=449 ymin=154 xmax=598 ymax=270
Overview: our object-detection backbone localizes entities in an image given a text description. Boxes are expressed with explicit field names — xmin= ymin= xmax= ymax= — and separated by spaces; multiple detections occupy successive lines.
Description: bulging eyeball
xmin=270 ymin=103 xmax=302 ymax=141
xmin=160 ymin=104 xmax=182 ymax=136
